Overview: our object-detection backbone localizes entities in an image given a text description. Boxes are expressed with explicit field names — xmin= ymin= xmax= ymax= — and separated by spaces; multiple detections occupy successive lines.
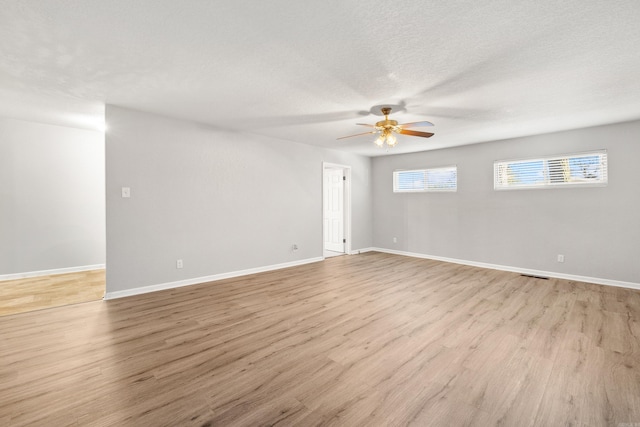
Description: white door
xmin=324 ymin=168 xmax=344 ymax=252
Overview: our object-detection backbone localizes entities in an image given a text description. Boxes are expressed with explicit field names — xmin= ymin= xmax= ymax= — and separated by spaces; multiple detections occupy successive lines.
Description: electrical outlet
xmin=292 ymin=244 xmax=298 ymax=251
xmin=176 ymin=259 xmax=183 ymax=269
xmin=557 ymin=254 xmax=564 ymax=263
xmin=121 ymin=187 xmax=131 ymax=198
xmin=393 ymin=237 xmax=397 ymax=243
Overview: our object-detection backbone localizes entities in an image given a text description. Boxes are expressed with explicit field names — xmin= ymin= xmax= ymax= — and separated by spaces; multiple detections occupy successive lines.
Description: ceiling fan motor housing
xmin=377 ymin=107 xmax=399 ymax=130
xmin=376 ymin=119 xmax=398 ymax=129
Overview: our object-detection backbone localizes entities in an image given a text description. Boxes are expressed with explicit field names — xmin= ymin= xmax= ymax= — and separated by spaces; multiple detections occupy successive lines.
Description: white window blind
xmin=393 ymin=166 xmax=457 ymax=192
xmin=494 ymin=150 xmax=607 ymax=190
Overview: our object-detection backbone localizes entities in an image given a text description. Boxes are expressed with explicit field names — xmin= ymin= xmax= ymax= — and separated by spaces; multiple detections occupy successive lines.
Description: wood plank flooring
xmin=0 ymin=269 xmax=105 ymax=317
xmin=0 ymin=252 xmax=639 ymax=426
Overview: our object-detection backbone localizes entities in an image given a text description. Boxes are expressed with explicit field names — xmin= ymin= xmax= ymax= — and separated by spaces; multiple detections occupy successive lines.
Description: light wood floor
xmin=0 ymin=269 xmax=105 ymax=317
xmin=1 ymin=252 xmax=639 ymax=426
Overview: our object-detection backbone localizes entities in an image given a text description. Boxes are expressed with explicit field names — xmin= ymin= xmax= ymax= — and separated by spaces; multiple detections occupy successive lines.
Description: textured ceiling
xmin=1 ymin=0 xmax=640 ymax=156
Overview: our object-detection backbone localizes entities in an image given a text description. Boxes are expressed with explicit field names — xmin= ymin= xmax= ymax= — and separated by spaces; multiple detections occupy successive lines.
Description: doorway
xmin=323 ymin=162 xmax=351 ymax=258
xmin=0 ymin=119 xmax=106 ymax=317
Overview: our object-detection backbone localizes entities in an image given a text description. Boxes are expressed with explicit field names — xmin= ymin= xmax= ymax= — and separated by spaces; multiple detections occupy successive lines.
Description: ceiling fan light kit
xmin=337 ymin=107 xmax=434 ymax=148
xmin=374 ymin=129 xmax=398 ymax=147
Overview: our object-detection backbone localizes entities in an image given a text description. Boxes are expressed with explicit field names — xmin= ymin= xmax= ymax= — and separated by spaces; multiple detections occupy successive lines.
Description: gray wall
xmin=0 ymin=118 xmax=105 ymax=275
xmin=373 ymin=120 xmax=640 ymax=284
xmin=105 ymin=106 xmax=372 ymax=293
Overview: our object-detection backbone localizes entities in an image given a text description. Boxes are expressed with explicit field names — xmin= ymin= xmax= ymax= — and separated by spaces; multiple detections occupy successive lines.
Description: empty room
xmin=1 ymin=1 xmax=639 ymax=426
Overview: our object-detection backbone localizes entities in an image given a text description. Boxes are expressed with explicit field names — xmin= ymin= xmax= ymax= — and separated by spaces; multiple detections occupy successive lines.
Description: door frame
xmin=322 ymin=162 xmax=352 ymax=256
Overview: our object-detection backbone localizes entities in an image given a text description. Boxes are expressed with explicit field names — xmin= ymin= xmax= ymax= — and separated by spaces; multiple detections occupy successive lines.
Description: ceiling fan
xmin=337 ymin=107 xmax=434 ymax=148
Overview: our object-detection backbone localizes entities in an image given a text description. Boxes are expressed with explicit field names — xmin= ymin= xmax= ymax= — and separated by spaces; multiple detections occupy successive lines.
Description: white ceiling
xmin=2 ymin=0 xmax=640 ymax=156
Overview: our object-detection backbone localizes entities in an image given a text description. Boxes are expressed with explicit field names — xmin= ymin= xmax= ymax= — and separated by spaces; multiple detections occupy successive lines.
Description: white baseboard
xmin=349 ymin=247 xmax=375 ymax=255
xmin=104 ymin=257 xmax=324 ymax=300
xmin=0 ymin=264 xmax=106 ymax=282
xmin=371 ymin=247 xmax=640 ymax=291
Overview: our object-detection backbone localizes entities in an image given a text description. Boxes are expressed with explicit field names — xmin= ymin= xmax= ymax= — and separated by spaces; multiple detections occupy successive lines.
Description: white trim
xmin=322 ymin=162 xmax=352 ymax=256
xmin=371 ymin=248 xmax=640 ymax=291
xmin=494 ymin=150 xmax=607 ymax=190
xmin=0 ymin=264 xmax=106 ymax=282
xmin=104 ymin=257 xmax=323 ymax=300
xmin=393 ymin=165 xmax=458 ymax=193
xmin=349 ymin=247 xmax=375 ymax=255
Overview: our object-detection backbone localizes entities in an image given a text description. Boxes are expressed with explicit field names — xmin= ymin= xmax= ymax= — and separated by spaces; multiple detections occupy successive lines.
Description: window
xmin=393 ymin=166 xmax=457 ymax=192
xmin=494 ymin=150 xmax=607 ymax=190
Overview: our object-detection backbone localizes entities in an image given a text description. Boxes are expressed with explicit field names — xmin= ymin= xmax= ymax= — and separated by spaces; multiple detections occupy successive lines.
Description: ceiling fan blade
xmin=355 ymin=123 xmax=377 ymax=127
xmin=336 ymin=131 xmax=377 ymax=140
xmin=231 ymin=110 xmax=371 ymax=129
xmin=398 ymin=120 xmax=434 ymax=128
xmin=398 ymin=129 xmax=434 ymax=138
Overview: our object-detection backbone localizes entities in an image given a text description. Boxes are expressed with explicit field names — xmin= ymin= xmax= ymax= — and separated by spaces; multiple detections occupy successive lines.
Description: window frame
xmin=493 ymin=150 xmax=608 ymax=191
xmin=393 ymin=165 xmax=458 ymax=193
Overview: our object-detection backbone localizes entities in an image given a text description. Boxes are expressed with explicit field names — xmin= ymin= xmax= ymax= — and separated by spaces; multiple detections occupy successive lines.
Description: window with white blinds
xmin=393 ymin=166 xmax=457 ymax=192
xmin=494 ymin=150 xmax=607 ymax=190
